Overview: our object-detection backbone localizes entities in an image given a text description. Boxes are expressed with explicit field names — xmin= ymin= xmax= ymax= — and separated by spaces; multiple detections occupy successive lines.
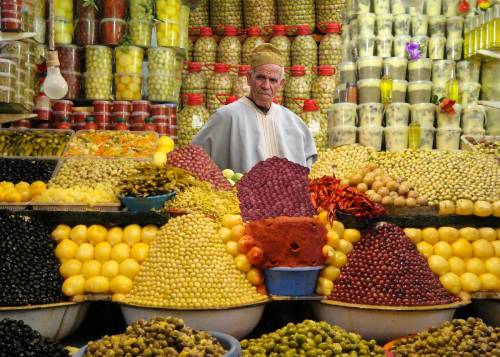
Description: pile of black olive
xmin=0 ymin=158 xmax=57 ymax=183
xmin=0 ymin=318 xmax=69 ymax=357
xmin=0 ymin=212 xmax=64 ymax=306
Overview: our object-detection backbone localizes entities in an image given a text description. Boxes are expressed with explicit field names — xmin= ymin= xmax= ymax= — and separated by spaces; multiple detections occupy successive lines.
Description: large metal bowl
xmin=119 ymin=301 xmax=268 ymax=339
xmin=313 ymin=300 xmax=469 ymax=343
xmin=473 ymin=299 xmax=500 ymax=327
xmin=0 ymin=302 xmax=89 ymax=340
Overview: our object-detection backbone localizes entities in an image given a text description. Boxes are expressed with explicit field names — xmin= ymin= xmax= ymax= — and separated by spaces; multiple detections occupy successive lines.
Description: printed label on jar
xmin=192 ymin=115 xmax=203 ymax=129
xmin=308 ymin=119 xmax=321 ymax=134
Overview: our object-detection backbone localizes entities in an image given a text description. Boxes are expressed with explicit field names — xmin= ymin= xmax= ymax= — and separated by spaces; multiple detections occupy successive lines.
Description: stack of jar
xmin=54 ymin=0 xmax=74 ymax=45
xmin=327 ymin=102 xmax=358 ymax=148
xmin=464 ymin=5 xmax=500 ymax=58
xmin=51 ymin=100 xmax=73 ymax=129
xmin=84 ymin=45 xmax=113 ymax=100
xmin=206 ymin=63 xmax=233 ymax=114
xmin=75 ymin=0 xmax=100 ymax=46
xmin=291 ymin=24 xmax=318 ymax=81
xmin=56 ymin=45 xmax=82 ymax=100
xmin=177 ymin=93 xmax=209 ymax=146
xmin=147 ymin=47 xmax=182 ymax=102
xmin=284 ymin=65 xmax=311 ymax=115
xmin=101 ymin=0 xmax=126 ymax=45
xmin=217 ymin=25 xmax=242 ymax=65
xmin=0 ymin=41 xmax=38 ymax=110
xmin=297 ymin=98 xmax=327 ymax=151
xmin=156 ymin=0 xmax=185 ymax=47
xmin=181 ymin=61 xmax=207 ymax=105
xmin=115 ymin=46 xmax=144 ymax=101
xmin=1 ymin=0 xmax=23 ymax=32
xmin=241 ymin=27 xmax=265 ymax=65
xmin=129 ymin=0 xmax=153 ymax=48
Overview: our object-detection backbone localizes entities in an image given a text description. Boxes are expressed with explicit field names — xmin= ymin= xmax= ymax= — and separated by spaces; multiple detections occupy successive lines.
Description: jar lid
xmin=187 ymin=93 xmax=204 ymax=105
xmin=323 ymin=23 xmax=342 ymax=34
xmin=223 ymin=25 xmax=238 ymax=36
xmin=199 ymin=27 xmax=213 ymax=36
xmin=225 ymin=95 xmax=238 ymax=104
xmin=214 ymin=63 xmax=230 ymax=73
xmin=187 ymin=61 xmax=202 ymax=72
xmin=295 ymin=24 xmax=311 ymax=35
xmin=238 ymin=65 xmax=251 ymax=76
xmin=289 ymin=65 xmax=305 ymax=76
xmin=303 ymin=99 xmax=319 ymax=112
xmin=272 ymin=25 xmax=287 ymax=36
xmin=317 ymin=65 xmax=334 ymax=76
xmin=246 ymin=27 xmax=261 ymax=36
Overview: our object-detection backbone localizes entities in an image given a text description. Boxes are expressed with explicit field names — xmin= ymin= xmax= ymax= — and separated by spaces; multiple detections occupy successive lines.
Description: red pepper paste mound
xmin=329 ymin=222 xmax=459 ymax=307
xmin=167 ymin=144 xmax=232 ymax=190
xmin=245 ymin=216 xmax=327 ymax=268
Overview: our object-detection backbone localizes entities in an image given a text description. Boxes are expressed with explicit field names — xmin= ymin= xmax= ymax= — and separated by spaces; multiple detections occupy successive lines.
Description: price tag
xmin=309 ymin=119 xmax=320 ymax=134
xmin=192 ymin=115 xmax=203 ymax=128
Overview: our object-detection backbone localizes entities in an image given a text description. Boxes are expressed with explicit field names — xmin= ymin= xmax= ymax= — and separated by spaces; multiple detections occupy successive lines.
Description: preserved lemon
xmin=110 ymin=243 xmax=130 ymax=263
xmin=106 ymin=227 xmax=123 ymax=246
xmin=81 ymin=260 xmax=102 ymax=279
xmin=123 ymin=224 xmax=142 ymax=246
xmin=101 ymin=261 xmax=120 ymax=279
xmin=119 ymin=258 xmax=141 ymax=279
xmin=84 ymin=276 xmax=110 ymax=294
xmin=55 ymin=239 xmax=79 ymax=260
xmin=110 ymin=275 xmax=133 ymax=294
xmin=75 ymin=243 xmax=94 ymax=262
xmin=52 ymin=224 xmax=71 ymax=242
xmin=62 ymin=275 xmax=85 ymax=296
xmin=70 ymin=225 xmax=88 ymax=244
xmin=59 ymin=259 xmax=82 ymax=279
xmin=94 ymin=242 xmax=112 ymax=262
xmin=130 ymin=243 xmax=149 ymax=262
xmin=140 ymin=225 xmax=158 ymax=244
xmin=87 ymin=225 xmax=107 ymax=245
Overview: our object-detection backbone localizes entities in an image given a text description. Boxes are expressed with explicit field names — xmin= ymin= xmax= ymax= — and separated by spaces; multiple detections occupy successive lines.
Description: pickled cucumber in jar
xmin=312 ymin=66 xmax=337 ymax=115
xmin=147 ymin=74 xmax=180 ymax=102
xmin=148 ymin=47 xmax=177 ymax=73
xmin=316 ymin=0 xmax=344 ymax=25
xmin=206 ymin=64 xmax=233 ymax=114
xmin=130 ymin=0 xmax=154 ymax=19
xmin=270 ymin=25 xmax=292 ymax=68
xmin=181 ymin=62 xmax=206 ymax=101
xmin=129 ymin=20 xmax=152 ymax=47
xmin=319 ymin=24 xmax=343 ymax=67
xmin=217 ymin=26 xmax=242 ymax=65
xmin=284 ymin=66 xmax=311 ymax=115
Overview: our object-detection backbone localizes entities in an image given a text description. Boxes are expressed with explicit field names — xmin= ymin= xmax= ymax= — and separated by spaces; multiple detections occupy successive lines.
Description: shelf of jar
xmin=478 ymin=101 xmax=500 ymax=110
xmin=0 ymin=31 xmax=37 ymax=41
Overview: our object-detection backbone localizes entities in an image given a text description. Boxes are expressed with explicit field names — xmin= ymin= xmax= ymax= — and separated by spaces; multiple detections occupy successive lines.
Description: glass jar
xmin=210 ymin=0 xmax=243 ymax=35
xmin=84 ymin=71 xmax=113 ymax=100
xmin=316 ymin=0 xmax=344 ymax=25
xmin=291 ymin=25 xmax=318 ymax=81
xmin=206 ymin=63 xmax=233 ymax=114
xmin=284 ymin=65 xmax=311 ymax=115
xmin=115 ymin=73 xmax=142 ymax=100
xmin=232 ymin=65 xmax=250 ymax=98
xmin=61 ymin=71 xmax=82 ymax=100
xmin=101 ymin=18 xmax=127 ymax=45
xmin=177 ymin=93 xmax=210 ymax=146
xmin=55 ymin=17 xmax=74 ymax=45
xmin=241 ymin=27 xmax=266 ymax=65
xmin=276 ymin=0 xmax=315 ymax=34
xmin=156 ymin=20 xmax=180 ymax=47
xmin=189 ymin=0 xmax=208 ymax=28
xmin=217 ymin=25 xmax=242 ymax=65
xmin=270 ymin=25 xmax=292 ymax=68
xmin=299 ymin=99 xmax=327 ymax=151
xmin=193 ymin=27 xmax=217 ymax=63
xmin=115 ymin=46 xmax=144 ymax=75
xmin=311 ymin=65 xmax=337 ymax=115
xmin=181 ymin=61 xmax=207 ymax=102
xmin=179 ymin=5 xmax=190 ymax=50
xmin=129 ymin=19 xmax=152 ymax=47
xmin=56 ymin=45 xmax=82 ymax=72
xmin=33 ymin=17 xmax=46 ymax=44
xmin=148 ymin=47 xmax=177 ymax=73
xmin=319 ymin=23 xmax=343 ymax=67
xmin=85 ymin=45 xmax=112 ymax=73
xmin=76 ymin=1 xmax=98 ymax=19
xmin=130 ymin=0 xmax=154 ymax=19
xmin=243 ymin=0 xmax=276 ymax=34
xmin=75 ymin=19 xmax=99 ymax=45
xmin=103 ymin=0 xmax=126 ymax=19
xmin=54 ymin=0 xmax=73 ymax=20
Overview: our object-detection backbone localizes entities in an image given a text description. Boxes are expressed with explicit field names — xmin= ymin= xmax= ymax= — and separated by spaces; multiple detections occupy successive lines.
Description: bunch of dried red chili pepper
xmin=308 ymin=176 xmax=385 ymax=222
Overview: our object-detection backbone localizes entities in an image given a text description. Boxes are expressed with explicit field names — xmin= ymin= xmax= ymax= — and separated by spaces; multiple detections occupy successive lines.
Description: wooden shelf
xmin=0 ymin=113 xmax=37 ymax=124
xmin=0 ymin=31 xmax=36 ymax=41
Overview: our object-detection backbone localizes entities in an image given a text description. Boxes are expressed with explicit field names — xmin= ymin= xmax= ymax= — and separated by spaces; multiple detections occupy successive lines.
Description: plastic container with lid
xmin=217 ymin=25 xmax=242 ymax=65
xmin=53 ymin=99 xmax=73 ymax=112
xmin=128 ymin=19 xmax=152 ymax=48
xmin=408 ymin=81 xmax=432 ymax=104
xmin=358 ymin=103 xmax=384 ymax=126
xmin=152 ymin=115 xmax=168 ymax=124
xmin=462 ymin=104 xmax=485 ymax=133
xmin=151 ymin=104 xmax=167 ymax=116
xmin=359 ymin=125 xmax=384 ymax=150
xmin=103 ymin=0 xmax=126 ymax=19
xmin=446 ymin=16 xmax=464 ymax=38
xmin=76 ymin=0 xmax=98 ymax=20
xmin=311 ymin=65 xmax=336 ymax=115
xmin=385 ymin=126 xmax=409 ymax=151
xmin=181 ymin=61 xmax=207 ymax=101
xmin=436 ymin=104 xmax=462 ymax=129
xmin=411 ymin=14 xmax=428 ymax=36
xmin=393 ymin=34 xmax=411 ymax=57
xmin=111 ymin=111 xmax=131 ymax=123
xmin=93 ymin=112 xmax=111 ymax=124
xmin=93 ymin=100 xmax=112 ymax=112
xmin=385 ymin=103 xmax=410 ymax=126
xmin=436 ymin=127 xmax=461 ymax=150
xmin=358 ymin=13 xmax=376 ymax=35
xmin=147 ymin=47 xmax=177 ymax=74
xmin=357 ymin=79 xmax=381 ymax=104
xmin=232 ymin=65 xmax=250 ymax=98
xmin=131 ymin=111 xmax=149 ymax=124
xmin=84 ymin=71 xmax=113 ymax=100
xmin=112 ymin=101 xmax=132 ymax=112
xmin=291 ymin=24 xmax=318 ymax=74
xmin=408 ymin=58 xmax=432 ymax=82
xmin=269 ymin=24 xmax=291 ymax=68
xmin=410 ymin=103 xmax=435 ymax=127
xmin=391 ymin=80 xmax=408 ymax=103
xmin=100 ymin=18 xmax=127 ymax=45
xmin=432 ymin=60 xmax=455 ymax=84
xmin=339 ymin=62 xmax=357 ymax=84
xmin=177 ymin=93 xmax=210 ymax=146
xmin=383 ymin=57 xmax=407 ymax=80
xmin=394 ymin=14 xmax=411 ymax=35
xmin=1 ymin=18 xmax=22 ymax=32
xmin=193 ymin=26 xmax=217 ymax=63
xmin=328 ymin=103 xmax=357 ymax=128
xmin=71 ymin=111 xmax=90 ymax=126
xmin=61 ymin=71 xmax=82 ymax=100
xmin=242 ymin=27 xmax=266 ymax=65
xmin=376 ymin=14 xmax=393 ymax=37
xmin=54 ymin=17 xmax=74 ymax=45
xmin=115 ymin=46 xmax=144 ymax=75
xmin=328 ymin=125 xmax=357 ymax=148
xmin=459 ymin=82 xmax=481 ymax=106
xmin=85 ymin=45 xmax=112 ymax=73
xmin=206 ymin=63 xmax=233 ymax=114
xmin=56 ymin=45 xmax=82 ymax=72
xmin=284 ymin=65 xmax=311 ymax=115
xmin=446 ymin=36 xmax=463 ymax=61
xmin=411 ymin=35 xmax=430 ymax=58
xmin=132 ymin=100 xmax=150 ymax=113
xmin=357 ymin=34 xmax=376 ymax=57
xmin=35 ymin=108 xmax=52 ymax=121
xmin=376 ymin=35 xmax=394 ymax=58
xmin=75 ymin=18 xmax=99 ymax=46
xmin=456 ymin=60 xmax=480 ymax=83
xmin=147 ymin=73 xmax=180 ymax=102
xmin=429 ymin=35 xmax=446 ymax=60
xmin=358 ymin=56 xmax=383 ymax=80
xmin=318 ymin=23 xmax=343 ymax=67
xmin=429 ymin=16 xmax=446 ymax=36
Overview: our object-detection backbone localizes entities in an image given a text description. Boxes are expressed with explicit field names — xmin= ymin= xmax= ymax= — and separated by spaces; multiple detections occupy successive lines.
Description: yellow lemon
xmin=451 ymin=239 xmax=473 ymax=259
xmin=17 ymin=188 xmax=31 ymax=202
xmin=140 ymin=225 xmax=158 ymax=243
xmin=84 ymin=276 xmax=110 ymax=294
xmin=428 ymin=255 xmax=450 ymax=276
xmin=448 ymin=257 xmax=467 ymax=276
xmin=230 ymin=224 xmax=245 ymax=241
xmin=110 ymin=243 xmax=130 ymax=263
xmin=130 ymin=243 xmax=149 ymax=262
xmin=225 ymin=241 xmax=239 ymax=256
xmin=119 ymin=258 xmax=140 ymax=279
xmin=331 ymin=220 xmax=345 ymax=238
xmin=221 ymin=214 xmax=243 ymax=229
xmin=438 ymin=227 xmax=459 ymax=243
xmin=234 ymin=254 xmax=251 ymax=272
xmin=81 ymin=260 xmax=102 ymax=279
xmin=422 ymin=228 xmax=439 ymax=244
xmin=75 ymin=243 xmax=94 ymax=262
xmin=343 ymin=229 xmax=361 ymax=244
xmin=439 ymin=272 xmax=461 ymax=294
xmin=326 ymin=230 xmax=340 ymax=248
xmin=434 ymin=241 xmax=453 ymax=259
xmin=0 ymin=181 xmax=14 ymax=190
xmin=52 ymin=224 xmax=71 ymax=242
xmin=112 ymin=293 xmax=126 ymax=302
xmin=62 ymin=275 xmax=85 ymax=296
xmin=15 ymin=181 xmax=30 ymax=191
xmin=29 ymin=181 xmax=46 ymax=198
xmin=70 ymin=225 xmax=88 ymax=244
xmin=478 ymin=227 xmax=496 ymax=241
xmin=459 ymin=227 xmax=480 ymax=241
xmin=153 ymin=152 xmax=167 ymax=166
xmin=59 ymin=259 xmax=82 ymax=279
xmin=218 ymin=227 xmax=232 ymax=243
xmin=4 ymin=190 xmax=21 ymax=203
xmin=107 ymin=227 xmax=123 ymax=246
xmin=485 ymin=257 xmax=500 ymax=276
xmin=87 ymin=224 xmax=107 ymax=245
xmin=472 ymin=239 xmax=494 ymax=259
xmin=101 ymin=261 xmax=120 ymax=279
xmin=416 ymin=241 xmax=434 ymax=258
xmin=459 ymin=272 xmax=481 ymax=292
xmin=246 ymin=268 xmax=264 ymax=285
xmin=123 ymin=224 xmax=142 ymax=247
xmin=94 ymin=242 xmax=112 ymax=262
xmin=321 ymin=265 xmax=341 ymax=281
xmin=337 ymin=239 xmax=353 ymax=254
xmin=479 ymin=273 xmax=499 ymax=290
xmin=404 ymin=228 xmax=421 ymax=244
xmin=466 ymin=258 xmax=486 ymax=275
xmin=109 ymin=275 xmax=133 ymax=294
xmin=55 ymin=239 xmax=79 ymax=261
xmin=328 ymin=251 xmax=347 ymax=268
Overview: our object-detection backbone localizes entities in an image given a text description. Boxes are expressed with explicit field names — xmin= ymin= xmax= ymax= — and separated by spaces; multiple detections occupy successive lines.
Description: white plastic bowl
xmin=312 ymin=300 xmax=468 ymax=343
xmin=119 ymin=301 xmax=267 ymax=339
xmin=0 ymin=302 xmax=89 ymax=340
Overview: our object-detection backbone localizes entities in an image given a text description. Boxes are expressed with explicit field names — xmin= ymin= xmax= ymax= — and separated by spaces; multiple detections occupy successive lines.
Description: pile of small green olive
xmin=84 ymin=317 xmax=225 ymax=356
xmin=392 ymin=318 xmax=500 ymax=356
xmin=241 ymin=320 xmax=385 ymax=356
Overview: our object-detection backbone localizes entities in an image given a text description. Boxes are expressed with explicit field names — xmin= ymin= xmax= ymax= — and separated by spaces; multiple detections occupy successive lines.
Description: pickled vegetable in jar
xmin=193 ymin=27 xmax=217 ymax=63
xmin=86 ymin=45 xmax=112 ymax=73
xmin=269 ymin=25 xmax=292 ymax=68
xmin=54 ymin=0 xmax=73 ymax=20
xmin=232 ymin=65 xmax=250 ymax=98
xmin=129 ymin=19 xmax=152 ymax=47
xmin=84 ymin=72 xmax=112 ymax=100
xmin=179 ymin=5 xmax=190 ymax=50
xmin=206 ymin=63 xmax=233 ymax=114
xmin=312 ymin=65 xmax=337 ymax=115
xmin=147 ymin=73 xmax=180 ymax=102
xmin=61 ymin=71 xmax=82 ymax=100
xmin=129 ymin=0 xmax=154 ymax=19
xmin=319 ymin=23 xmax=343 ymax=67
xmin=156 ymin=20 xmax=180 ymax=47
xmin=177 ymin=93 xmax=209 ymax=146
xmin=210 ymin=0 xmax=243 ymax=35
xmin=189 ymin=0 xmax=208 ymax=28
xmin=148 ymin=47 xmax=177 ymax=73
xmin=56 ymin=45 xmax=82 ymax=72
xmin=76 ymin=0 xmax=98 ymax=20
xmin=0 ymin=41 xmax=28 ymax=59
xmin=156 ymin=0 xmax=180 ymax=22
xmin=101 ymin=18 xmax=127 ymax=45
xmin=115 ymin=46 xmax=144 ymax=75
xmin=284 ymin=65 xmax=311 ymax=115
xmin=217 ymin=25 xmax=242 ymax=65
xmin=298 ymin=99 xmax=327 ymax=151
xmin=243 ymin=0 xmax=276 ymax=35
xmin=181 ymin=61 xmax=207 ymax=102
xmin=115 ymin=73 xmax=142 ymax=100
xmin=103 ymin=0 xmax=126 ymax=19
xmin=316 ymin=0 xmax=344 ymax=26
xmin=241 ymin=27 xmax=265 ymax=65
xmin=55 ymin=18 xmax=74 ymax=45
xmin=75 ymin=19 xmax=99 ymax=45
xmin=277 ymin=0 xmax=315 ymax=34
xmin=291 ymin=25 xmax=318 ymax=80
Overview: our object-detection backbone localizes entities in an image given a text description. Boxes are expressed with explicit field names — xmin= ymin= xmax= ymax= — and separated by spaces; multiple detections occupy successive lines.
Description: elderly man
xmin=192 ymin=43 xmax=317 ymax=173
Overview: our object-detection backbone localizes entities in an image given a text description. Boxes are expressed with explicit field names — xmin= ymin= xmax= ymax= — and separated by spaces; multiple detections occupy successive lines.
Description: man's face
xmin=247 ymin=64 xmax=285 ymax=109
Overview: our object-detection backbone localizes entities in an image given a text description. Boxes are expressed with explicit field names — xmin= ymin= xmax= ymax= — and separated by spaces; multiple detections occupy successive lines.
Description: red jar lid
xmin=223 ymin=25 xmax=238 ymax=36
xmin=214 ymin=63 xmax=230 ymax=73
xmin=318 ymin=65 xmax=335 ymax=76
xmin=187 ymin=93 xmax=204 ymax=106
xmin=296 ymin=24 xmax=311 ymax=35
xmin=272 ymin=25 xmax=287 ymax=36
xmin=303 ymin=99 xmax=319 ymax=112
xmin=238 ymin=65 xmax=251 ymax=76
xmin=324 ymin=23 xmax=342 ymax=34
xmin=246 ymin=27 xmax=261 ymax=36
xmin=289 ymin=65 xmax=306 ymax=76
xmin=199 ymin=27 xmax=213 ymax=36
xmin=225 ymin=95 xmax=238 ymax=104
xmin=187 ymin=61 xmax=202 ymax=73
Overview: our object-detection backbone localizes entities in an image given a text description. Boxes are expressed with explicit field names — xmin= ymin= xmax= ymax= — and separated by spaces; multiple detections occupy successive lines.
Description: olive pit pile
xmin=0 ymin=158 xmax=57 ymax=183
xmin=85 ymin=317 xmax=225 ymax=357
xmin=124 ymin=213 xmax=266 ymax=308
xmin=241 ymin=320 xmax=385 ymax=356
xmin=0 ymin=212 xmax=64 ymax=306
xmin=237 ymin=157 xmax=315 ymax=221
xmin=392 ymin=318 xmax=500 ymax=356
xmin=0 ymin=319 xmax=69 ymax=357
xmin=167 ymin=144 xmax=233 ymax=191
xmin=330 ymin=222 xmax=458 ymax=306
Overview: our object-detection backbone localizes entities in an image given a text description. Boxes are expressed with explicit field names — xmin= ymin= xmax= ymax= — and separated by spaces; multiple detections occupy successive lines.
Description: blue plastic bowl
xmin=264 ymin=266 xmax=323 ymax=296
xmin=73 ymin=330 xmax=241 ymax=357
xmin=120 ymin=192 xmax=176 ymax=212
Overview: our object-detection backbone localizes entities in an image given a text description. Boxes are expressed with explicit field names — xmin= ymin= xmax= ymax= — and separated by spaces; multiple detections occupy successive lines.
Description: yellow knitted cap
xmin=250 ymin=43 xmax=284 ymax=68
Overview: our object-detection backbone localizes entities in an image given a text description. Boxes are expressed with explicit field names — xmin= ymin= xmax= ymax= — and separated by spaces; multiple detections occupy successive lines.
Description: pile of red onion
xmin=167 ymin=145 xmax=232 ymax=190
xmin=330 ymin=222 xmax=458 ymax=306
xmin=236 ymin=157 xmax=315 ymax=221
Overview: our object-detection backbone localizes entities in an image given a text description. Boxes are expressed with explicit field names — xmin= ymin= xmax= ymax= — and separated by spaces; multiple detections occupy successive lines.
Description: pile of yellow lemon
xmin=53 ymin=223 xmax=158 ymax=301
xmin=0 ymin=181 xmax=46 ymax=203
xmin=153 ymin=136 xmax=175 ymax=167
xmin=406 ymin=227 xmax=500 ymax=296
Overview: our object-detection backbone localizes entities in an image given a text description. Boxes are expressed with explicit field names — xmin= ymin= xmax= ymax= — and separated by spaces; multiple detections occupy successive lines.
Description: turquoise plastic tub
xmin=264 ymin=266 xmax=323 ymax=296
xmin=120 ymin=192 xmax=175 ymax=212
